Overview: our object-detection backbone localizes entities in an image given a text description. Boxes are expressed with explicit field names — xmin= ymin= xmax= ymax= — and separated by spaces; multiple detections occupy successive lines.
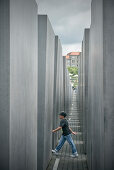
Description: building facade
xmin=66 ymin=52 xmax=81 ymax=68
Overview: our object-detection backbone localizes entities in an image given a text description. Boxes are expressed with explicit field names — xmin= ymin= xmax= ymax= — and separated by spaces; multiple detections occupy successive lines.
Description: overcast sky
xmin=36 ymin=0 xmax=91 ymax=55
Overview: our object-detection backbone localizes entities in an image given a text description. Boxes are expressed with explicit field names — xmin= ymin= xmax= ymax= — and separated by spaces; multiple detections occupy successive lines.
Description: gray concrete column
xmin=37 ymin=15 xmax=55 ymax=170
xmin=65 ymin=69 xmax=72 ymax=112
xmin=63 ymin=56 xmax=66 ymax=111
xmin=82 ymin=29 xmax=90 ymax=154
xmin=0 ymin=0 xmax=38 ymax=170
xmin=78 ymin=42 xmax=83 ymax=129
xmin=53 ymin=36 xmax=64 ymax=148
xmin=88 ymin=0 xmax=114 ymax=170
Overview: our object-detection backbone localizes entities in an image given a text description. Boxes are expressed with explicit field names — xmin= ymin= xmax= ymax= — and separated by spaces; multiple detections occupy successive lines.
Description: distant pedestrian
xmin=52 ymin=111 xmax=78 ymax=158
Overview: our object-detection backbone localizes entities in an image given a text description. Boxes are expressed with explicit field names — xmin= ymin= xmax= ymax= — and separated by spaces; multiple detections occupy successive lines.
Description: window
xmin=72 ymin=60 xmax=75 ymax=64
xmin=72 ymin=56 xmax=75 ymax=59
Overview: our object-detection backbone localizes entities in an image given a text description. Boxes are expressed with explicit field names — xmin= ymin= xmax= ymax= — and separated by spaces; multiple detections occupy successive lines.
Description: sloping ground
xmin=47 ymin=91 xmax=88 ymax=170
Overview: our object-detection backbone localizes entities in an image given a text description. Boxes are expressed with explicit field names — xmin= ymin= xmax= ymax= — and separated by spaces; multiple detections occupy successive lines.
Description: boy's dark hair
xmin=59 ymin=111 xmax=67 ymax=117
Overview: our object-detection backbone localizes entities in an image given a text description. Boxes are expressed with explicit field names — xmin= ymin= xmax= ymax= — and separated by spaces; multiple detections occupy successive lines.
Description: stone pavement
xmin=47 ymin=91 xmax=88 ymax=170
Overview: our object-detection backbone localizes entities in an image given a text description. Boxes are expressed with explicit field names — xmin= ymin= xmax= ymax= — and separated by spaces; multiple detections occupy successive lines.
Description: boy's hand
xmin=52 ymin=127 xmax=62 ymax=133
xmin=72 ymin=131 xmax=77 ymax=135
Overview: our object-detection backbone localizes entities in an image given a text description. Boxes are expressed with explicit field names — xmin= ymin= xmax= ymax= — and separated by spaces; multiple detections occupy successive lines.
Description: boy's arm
xmin=52 ymin=127 xmax=62 ymax=133
xmin=69 ymin=127 xmax=77 ymax=135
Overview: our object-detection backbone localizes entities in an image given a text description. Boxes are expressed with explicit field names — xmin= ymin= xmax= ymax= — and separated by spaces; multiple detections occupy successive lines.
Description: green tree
xmin=67 ymin=67 xmax=78 ymax=88
xmin=67 ymin=67 xmax=78 ymax=75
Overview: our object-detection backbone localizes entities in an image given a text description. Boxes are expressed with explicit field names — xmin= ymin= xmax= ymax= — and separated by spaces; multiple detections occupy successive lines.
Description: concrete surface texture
xmin=103 ymin=0 xmax=114 ymax=169
xmin=63 ymin=56 xmax=72 ymax=113
xmin=65 ymin=69 xmax=72 ymax=112
xmin=53 ymin=36 xmax=64 ymax=148
xmin=0 ymin=0 xmax=38 ymax=170
xmin=63 ymin=56 xmax=66 ymax=110
xmin=63 ymin=56 xmax=72 ymax=118
xmin=37 ymin=15 xmax=55 ymax=170
xmin=0 ymin=0 xmax=10 ymax=169
xmin=78 ymin=42 xmax=83 ymax=128
xmin=88 ymin=0 xmax=104 ymax=168
xmin=78 ymin=0 xmax=114 ymax=170
xmin=82 ymin=29 xmax=90 ymax=154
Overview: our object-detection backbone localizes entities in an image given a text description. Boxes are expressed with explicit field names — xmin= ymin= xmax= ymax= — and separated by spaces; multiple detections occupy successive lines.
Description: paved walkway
xmin=47 ymin=91 xmax=88 ymax=170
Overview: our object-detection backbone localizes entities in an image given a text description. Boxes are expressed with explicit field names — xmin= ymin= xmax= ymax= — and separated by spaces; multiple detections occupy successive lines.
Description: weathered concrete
xmin=53 ymin=36 xmax=64 ymax=148
xmin=63 ymin=56 xmax=66 ymax=110
xmin=0 ymin=0 xmax=38 ymax=170
xmin=87 ymin=0 xmax=114 ymax=170
xmin=88 ymin=0 xmax=104 ymax=167
xmin=63 ymin=56 xmax=72 ymax=112
xmin=62 ymin=57 xmax=72 ymax=114
xmin=65 ymin=69 xmax=72 ymax=112
xmin=37 ymin=15 xmax=55 ymax=170
xmin=103 ymin=1 xmax=114 ymax=169
xmin=0 ymin=1 xmax=10 ymax=169
xmin=82 ymin=29 xmax=90 ymax=154
xmin=78 ymin=42 xmax=83 ymax=131
xmin=78 ymin=1 xmax=114 ymax=170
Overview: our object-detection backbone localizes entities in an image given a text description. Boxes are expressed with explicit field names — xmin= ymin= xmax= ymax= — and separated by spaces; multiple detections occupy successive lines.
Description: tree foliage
xmin=67 ymin=67 xmax=78 ymax=75
xmin=67 ymin=67 xmax=78 ymax=88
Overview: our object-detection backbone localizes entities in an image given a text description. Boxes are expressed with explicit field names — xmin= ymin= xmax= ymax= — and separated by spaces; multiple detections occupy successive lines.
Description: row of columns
xmin=78 ymin=0 xmax=114 ymax=170
xmin=0 ymin=1 xmax=72 ymax=170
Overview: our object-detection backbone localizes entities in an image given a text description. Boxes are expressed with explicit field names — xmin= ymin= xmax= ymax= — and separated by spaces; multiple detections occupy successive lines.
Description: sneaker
xmin=52 ymin=149 xmax=58 ymax=155
xmin=70 ymin=152 xmax=78 ymax=158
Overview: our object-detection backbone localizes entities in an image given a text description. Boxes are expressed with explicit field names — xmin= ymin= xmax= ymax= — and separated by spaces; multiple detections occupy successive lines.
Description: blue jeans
xmin=55 ymin=134 xmax=77 ymax=154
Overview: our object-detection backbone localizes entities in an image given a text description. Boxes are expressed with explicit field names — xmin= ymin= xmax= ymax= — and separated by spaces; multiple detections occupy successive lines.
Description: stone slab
xmin=0 ymin=0 xmax=38 ymax=170
xmin=37 ymin=15 xmax=55 ymax=170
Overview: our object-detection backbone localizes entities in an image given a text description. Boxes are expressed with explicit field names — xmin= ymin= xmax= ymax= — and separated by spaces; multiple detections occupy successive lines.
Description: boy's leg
xmin=55 ymin=135 xmax=66 ymax=152
xmin=66 ymin=134 xmax=77 ymax=154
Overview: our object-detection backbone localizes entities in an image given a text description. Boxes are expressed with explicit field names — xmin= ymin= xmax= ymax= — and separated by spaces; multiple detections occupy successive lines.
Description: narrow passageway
xmin=47 ymin=91 xmax=88 ymax=170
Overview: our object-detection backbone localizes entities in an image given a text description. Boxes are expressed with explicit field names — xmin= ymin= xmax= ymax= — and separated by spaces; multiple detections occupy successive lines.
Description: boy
xmin=52 ymin=111 xmax=78 ymax=158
